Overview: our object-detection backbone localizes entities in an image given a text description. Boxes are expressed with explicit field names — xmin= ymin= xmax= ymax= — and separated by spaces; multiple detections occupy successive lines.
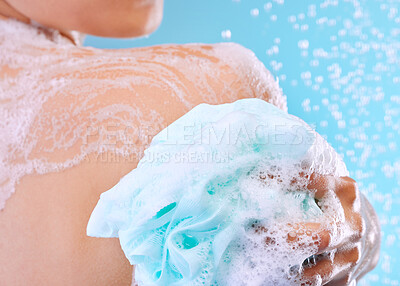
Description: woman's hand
xmin=292 ymin=175 xmax=381 ymax=285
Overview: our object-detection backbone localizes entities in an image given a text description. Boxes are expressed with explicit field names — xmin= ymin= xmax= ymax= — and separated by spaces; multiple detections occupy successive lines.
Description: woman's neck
xmin=0 ymin=0 xmax=30 ymax=23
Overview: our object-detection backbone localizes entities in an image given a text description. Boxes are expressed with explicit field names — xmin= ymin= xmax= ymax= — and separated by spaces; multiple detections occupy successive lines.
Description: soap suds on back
xmin=0 ymin=19 xmax=285 ymax=210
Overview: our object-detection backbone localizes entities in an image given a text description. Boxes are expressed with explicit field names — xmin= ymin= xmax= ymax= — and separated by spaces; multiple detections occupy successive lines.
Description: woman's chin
xmin=85 ymin=10 xmax=162 ymax=38
xmin=22 ymin=0 xmax=164 ymax=39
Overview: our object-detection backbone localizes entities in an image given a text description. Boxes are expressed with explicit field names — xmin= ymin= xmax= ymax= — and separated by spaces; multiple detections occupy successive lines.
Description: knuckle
xmin=349 ymin=245 xmax=362 ymax=264
xmin=316 ymin=229 xmax=331 ymax=251
xmin=350 ymin=213 xmax=364 ymax=240
xmin=307 ymin=174 xmax=334 ymax=198
xmin=337 ymin=177 xmax=359 ymax=205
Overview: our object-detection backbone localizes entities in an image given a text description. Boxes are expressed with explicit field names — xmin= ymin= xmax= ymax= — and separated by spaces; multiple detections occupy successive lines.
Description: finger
xmin=306 ymin=174 xmax=336 ymax=200
xmin=286 ymin=221 xmax=360 ymax=255
xmin=253 ymin=222 xmax=331 ymax=252
xmin=335 ymin=176 xmax=359 ymax=206
xmin=301 ymin=246 xmax=360 ymax=285
xmin=307 ymin=174 xmax=359 ymax=206
xmin=333 ymin=178 xmax=364 ymax=241
xmin=286 ymin=223 xmax=331 ymax=253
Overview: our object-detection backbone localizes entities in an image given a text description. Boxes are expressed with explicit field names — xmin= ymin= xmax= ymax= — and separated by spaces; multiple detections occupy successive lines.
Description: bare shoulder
xmin=70 ymin=42 xmax=286 ymax=112
xmin=26 ymin=43 xmax=286 ymax=172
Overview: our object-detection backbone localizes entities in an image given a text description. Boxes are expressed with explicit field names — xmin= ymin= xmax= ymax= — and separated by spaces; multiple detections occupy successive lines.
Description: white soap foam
xmin=210 ymin=133 xmax=348 ymax=286
xmin=0 ymin=19 xmax=286 ymax=211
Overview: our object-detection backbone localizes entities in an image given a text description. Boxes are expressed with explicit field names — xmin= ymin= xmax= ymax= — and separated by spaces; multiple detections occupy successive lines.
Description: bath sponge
xmin=87 ymin=98 xmax=348 ymax=285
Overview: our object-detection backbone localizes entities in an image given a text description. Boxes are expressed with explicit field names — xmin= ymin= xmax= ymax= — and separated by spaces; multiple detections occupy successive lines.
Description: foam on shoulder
xmin=0 ymin=20 xmax=287 ymax=211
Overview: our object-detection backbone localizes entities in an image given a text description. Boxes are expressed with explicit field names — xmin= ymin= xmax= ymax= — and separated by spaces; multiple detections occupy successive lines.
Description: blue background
xmin=84 ymin=1 xmax=400 ymax=285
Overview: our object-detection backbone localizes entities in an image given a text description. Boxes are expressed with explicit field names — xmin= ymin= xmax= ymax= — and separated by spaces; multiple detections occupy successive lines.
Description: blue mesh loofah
xmin=87 ymin=99 xmax=344 ymax=285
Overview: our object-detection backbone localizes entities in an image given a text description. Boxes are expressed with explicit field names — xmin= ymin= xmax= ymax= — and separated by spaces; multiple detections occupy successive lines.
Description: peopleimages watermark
xmin=82 ymin=121 xmax=316 ymax=148
xmin=83 ymin=123 xmax=159 ymax=146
